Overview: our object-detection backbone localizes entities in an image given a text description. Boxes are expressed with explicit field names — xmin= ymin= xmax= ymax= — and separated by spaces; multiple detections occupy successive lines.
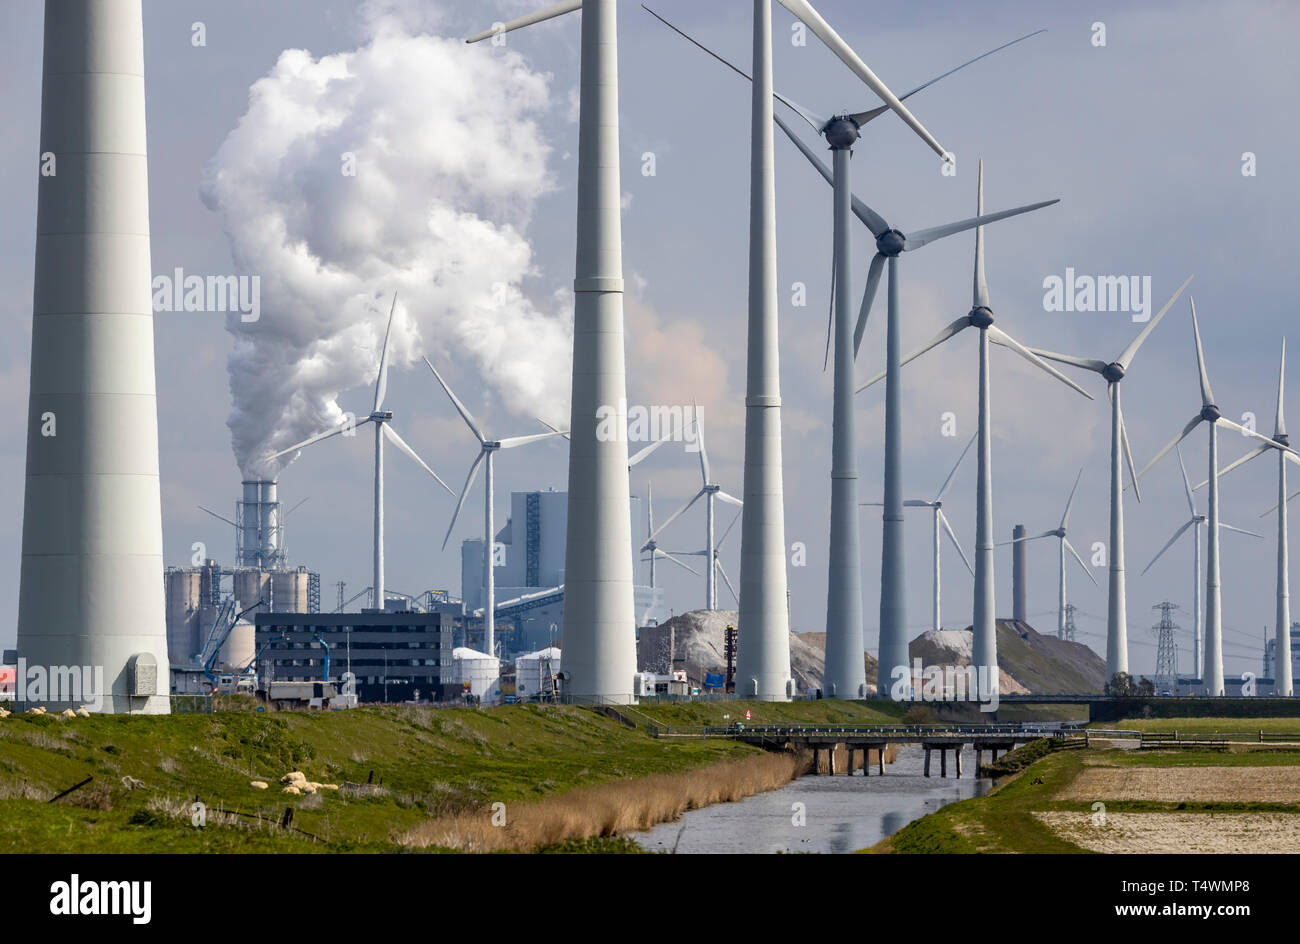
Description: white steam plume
xmin=201 ymin=13 xmax=572 ymax=480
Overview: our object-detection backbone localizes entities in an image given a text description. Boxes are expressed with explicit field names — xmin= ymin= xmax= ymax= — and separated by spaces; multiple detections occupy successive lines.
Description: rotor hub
xmin=824 ymin=116 xmax=861 ymax=150
xmin=877 ymin=229 xmax=906 ymax=256
xmin=1202 ymin=404 xmax=1221 ymax=422
xmin=969 ymin=306 xmax=994 ymax=329
xmin=370 ymin=411 xmax=394 ymax=422
xmin=1102 ymin=362 xmax=1125 ymax=383
xmin=1277 ymin=433 xmax=1291 ymax=447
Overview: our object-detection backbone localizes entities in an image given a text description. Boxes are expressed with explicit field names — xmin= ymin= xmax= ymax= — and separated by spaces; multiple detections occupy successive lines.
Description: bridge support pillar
xmin=940 ymin=747 xmax=947 ymax=778
xmin=847 ymin=747 xmax=856 ymax=776
xmin=975 ymin=748 xmax=982 ymax=771
xmin=877 ymin=747 xmax=884 ymax=776
xmin=955 ymin=746 xmax=963 ymax=779
xmin=923 ymin=746 xmax=931 ymax=777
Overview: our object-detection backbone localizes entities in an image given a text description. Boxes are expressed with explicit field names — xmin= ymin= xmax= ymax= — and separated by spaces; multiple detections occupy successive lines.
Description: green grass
xmin=1096 ymin=717 xmax=1300 ymax=735
xmin=632 ymin=699 xmax=909 ymax=727
xmin=0 ymin=704 xmax=759 ymax=853
xmin=870 ymin=735 xmax=1300 ymax=854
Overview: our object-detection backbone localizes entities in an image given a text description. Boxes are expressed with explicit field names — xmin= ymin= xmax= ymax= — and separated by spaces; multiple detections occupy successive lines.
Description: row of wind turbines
xmin=272 ymin=0 xmax=1294 ymax=703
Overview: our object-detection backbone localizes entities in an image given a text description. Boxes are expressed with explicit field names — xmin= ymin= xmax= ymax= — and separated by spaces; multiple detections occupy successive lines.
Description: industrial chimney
xmin=1012 ymin=524 xmax=1027 ymax=623
xmin=16 ymin=0 xmax=169 ymax=712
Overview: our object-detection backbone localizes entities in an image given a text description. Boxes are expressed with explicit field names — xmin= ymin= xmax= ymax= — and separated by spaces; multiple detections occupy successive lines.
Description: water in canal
xmin=632 ymin=744 xmax=991 ymax=854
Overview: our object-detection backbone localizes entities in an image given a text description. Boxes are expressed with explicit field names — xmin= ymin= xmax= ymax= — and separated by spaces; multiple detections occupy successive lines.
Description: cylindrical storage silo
xmin=164 ymin=568 xmax=202 ymax=664
xmin=514 ymin=647 xmax=561 ymax=700
xmin=452 ymin=647 xmax=501 ymax=704
xmin=219 ymin=619 xmax=256 ymax=672
xmin=233 ymin=570 xmax=269 ymax=615
xmin=269 ymin=568 xmax=309 ymax=613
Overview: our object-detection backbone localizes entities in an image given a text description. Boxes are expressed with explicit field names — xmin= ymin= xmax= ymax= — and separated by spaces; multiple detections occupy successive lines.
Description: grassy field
xmin=0 ymin=701 xmax=769 ymax=853
xmin=871 ymin=721 xmax=1300 ymax=854
xmin=1095 ymin=717 xmax=1300 ymax=735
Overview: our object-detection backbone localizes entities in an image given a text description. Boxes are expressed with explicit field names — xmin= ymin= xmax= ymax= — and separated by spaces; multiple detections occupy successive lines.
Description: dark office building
xmin=254 ymin=607 xmax=458 ymax=703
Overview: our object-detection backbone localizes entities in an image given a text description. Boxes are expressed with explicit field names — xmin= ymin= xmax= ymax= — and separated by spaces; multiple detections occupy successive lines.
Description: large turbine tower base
xmin=561 ymin=0 xmax=638 ymax=704
xmin=17 ymin=0 xmax=170 ymax=713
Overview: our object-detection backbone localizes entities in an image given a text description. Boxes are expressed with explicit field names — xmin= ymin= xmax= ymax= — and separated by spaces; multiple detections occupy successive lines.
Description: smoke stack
xmin=1012 ymin=524 xmax=1027 ymax=623
xmin=17 ymin=0 xmax=169 ymax=712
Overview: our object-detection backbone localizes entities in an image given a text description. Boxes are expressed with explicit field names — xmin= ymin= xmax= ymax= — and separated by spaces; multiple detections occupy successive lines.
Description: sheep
xmin=282 ymin=785 xmax=302 ymax=795
xmin=279 ymin=770 xmax=307 ymax=784
xmin=249 ymin=781 xmax=269 ymax=790
xmin=59 ymin=708 xmax=77 ymax=719
xmin=0 ymin=708 xmax=10 ymax=718
xmin=75 ymin=707 xmax=90 ymax=717
xmin=319 ymin=784 xmax=340 ymax=791
xmin=25 ymin=706 xmax=46 ymax=715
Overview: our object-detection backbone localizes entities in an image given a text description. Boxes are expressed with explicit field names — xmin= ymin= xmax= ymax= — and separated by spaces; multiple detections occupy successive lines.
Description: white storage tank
xmin=515 ymin=647 xmax=561 ymax=700
xmin=219 ymin=619 xmax=256 ymax=672
xmin=452 ymin=647 xmax=501 ymax=704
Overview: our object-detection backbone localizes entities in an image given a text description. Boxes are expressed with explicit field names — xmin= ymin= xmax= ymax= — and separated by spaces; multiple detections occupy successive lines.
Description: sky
xmin=2 ymin=0 xmax=1298 ymax=682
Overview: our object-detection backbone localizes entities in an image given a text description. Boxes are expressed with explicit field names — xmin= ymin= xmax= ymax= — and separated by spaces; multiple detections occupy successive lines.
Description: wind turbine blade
xmin=1116 ymin=274 xmax=1194 ymax=371
xmin=935 ymin=432 xmax=977 ymax=500
xmin=499 ymin=430 xmax=566 ymax=449
xmin=903 ymin=199 xmax=1059 ymax=251
xmin=440 ymin=450 xmax=487 ymax=551
xmin=467 ymin=0 xmax=581 ymax=43
xmin=384 ymin=424 xmax=454 ymax=494
xmin=1218 ymin=416 xmax=1284 ymax=451
xmin=373 ymin=293 xmax=398 ymax=412
xmin=199 ymin=506 xmax=238 ymax=529
xmin=267 ymin=416 xmax=373 ymax=461
xmin=902 ymin=499 xmax=932 ymax=507
xmin=1023 ymin=347 xmax=1109 ymax=374
xmin=1189 ymin=298 xmax=1215 ymax=408
xmin=647 ymin=481 xmax=655 ymax=534
xmin=1136 ymin=414 xmax=1204 ymax=482
xmin=1063 ymin=538 xmax=1097 ymax=586
xmin=1261 ymin=486 xmax=1300 ymax=519
xmin=853 ymin=253 xmax=886 ymax=358
xmin=996 ymin=531 xmax=1055 ymax=545
xmin=1061 ymin=467 xmax=1084 ymax=530
xmin=1176 ymin=445 xmax=1196 ymax=516
xmin=986 ymin=326 xmax=1094 ymax=399
xmin=538 ymin=418 xmax=571 ymax=441
xmin=284 ymin=497 xmax=310 ymax=518
xmin=648 ymin=490 xmax=705 ymax=544
xmin=716 ymin=491 xmax=744 ymax=508
xmin=716 ymin=562 xmax=739 ymax=605
xmin=1119 ymin=398 xmax=1142 ymax=503
xmin=1221 ymin=523 xmax=1265 ymax=540
xmin=693 ymin=400 xmax=710 ymax=485
xmin=775 ymin=0 xmax=949 ymax=159
xmin=893 ymin=30 xmax=1046 ymax=103
xmin=629 ymin=434 xmax=669 ymax=468
xmin=973 ymin=160 xmax=988 ymax=308
xmin=641 ymin=5 xmax=827 ymax=132
xmin=773 ymin=114 xmax=890 ymax=237
xmin=938 ymin=509 xmax=974 ymax=576
xmin=1277 ymin=338 xmax=1288 ymax=439
xmin=717 ymin=508 xmax=743 ymax=549
xmin=856 ymin=316 xmax=970 ymax=394
xmin=1200 ymin=442 xmax=1272 ymax=488
xmin=422 ymin=357 xmax=485 ymax=443
xmin=657 ymin=550 xmax=701 ymax=577
xmin=1140 ymin=518 xmax=1196 ymax=576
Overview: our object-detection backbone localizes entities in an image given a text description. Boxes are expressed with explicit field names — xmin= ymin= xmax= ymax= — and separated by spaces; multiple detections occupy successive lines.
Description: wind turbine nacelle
xmin=1201 ymin=404 xmax=1221 ymax=422
xmin=968 ymin=307 xmax=994 ymax=329
xmin=824 ymin=115 xmax=861 ymax=149
xmin=876 ymin=230 xmax=906 ymax=256
xmin=370 ymin=410 xmax=394 ymax=422
xmin=1102 ymin=362 xmax=1126 ymax=383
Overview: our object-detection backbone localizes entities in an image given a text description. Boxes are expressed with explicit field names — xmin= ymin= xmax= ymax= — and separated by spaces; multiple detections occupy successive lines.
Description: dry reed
xmin=402 ymin=750 xmax=812 ymax=853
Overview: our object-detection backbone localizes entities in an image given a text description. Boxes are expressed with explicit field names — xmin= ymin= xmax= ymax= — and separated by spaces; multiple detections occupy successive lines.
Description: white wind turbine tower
xmin=1001 ymin=469 xmax=1097 ymax=640
xmin=641 ymin=410 xmax=743 ymax=611
xmin=862 ymin=433 xmax=977 ymax=633
xmin=1198 ymin=339 xmax=1298 ymax=694
xmin=269 ymin=295 xmax=452 ymax=610
xmin=426 ymin=360 xmax=566 ymax=658
xmin=859 ymin=163 xmax=1093 ymax=701
xmin=1136 ymin=300 xmax=1282 ymax=695
xmin=1017 ymin=275 xmax=1193 ymax=678
xmin=645 ymin=4 xmax=1041 ymax=700
xmin=1142 ymin=446 xmax=1262 ymax=679
xmin=641 ymin=482 xmax=701 ymax=589
xmin=469 ymin=0 xmax=637 ymax=702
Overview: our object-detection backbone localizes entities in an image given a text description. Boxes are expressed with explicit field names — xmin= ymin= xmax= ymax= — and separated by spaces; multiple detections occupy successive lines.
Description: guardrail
xmin=1136 ymin=729 xmax=1300 ymax=746
xmin=638 ymin=722 xmax=1114 ymax=741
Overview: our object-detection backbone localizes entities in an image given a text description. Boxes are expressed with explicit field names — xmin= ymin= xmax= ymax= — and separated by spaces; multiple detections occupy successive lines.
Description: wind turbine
xmin=667 ymin=509 xmax=744 ymax=607
xmin=469 ymin=0 xmax=637 ymax=702
xmin=1015 ymin=275 xmax=1193 ymax=679
xmin=1197 ymin=339 xmax=1299 ymax=694
xmin=862 ymin=433 xmax=976 ymax=633
xmin=641 ymin=410 xmax=743 ymax=611
xmin=1000 ymin=469 xmax=1097 ymax=640
xmin=858 ymin=163 xmax=1093 ymax=701
xmin=644 ymin=3 xmax=1042 ymax=701
xmin=1135 ymin=300 xmax=1281 ymax=695
xmin=425 ymin=359 xmax=566 ymax=658
xmin=269 ymin=295 xmax=452 ymax=610
xmin=1142 ymin=446 xmax=1263 ymax=679
xmin=641 ymin=482 xmax=702 ymax=589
